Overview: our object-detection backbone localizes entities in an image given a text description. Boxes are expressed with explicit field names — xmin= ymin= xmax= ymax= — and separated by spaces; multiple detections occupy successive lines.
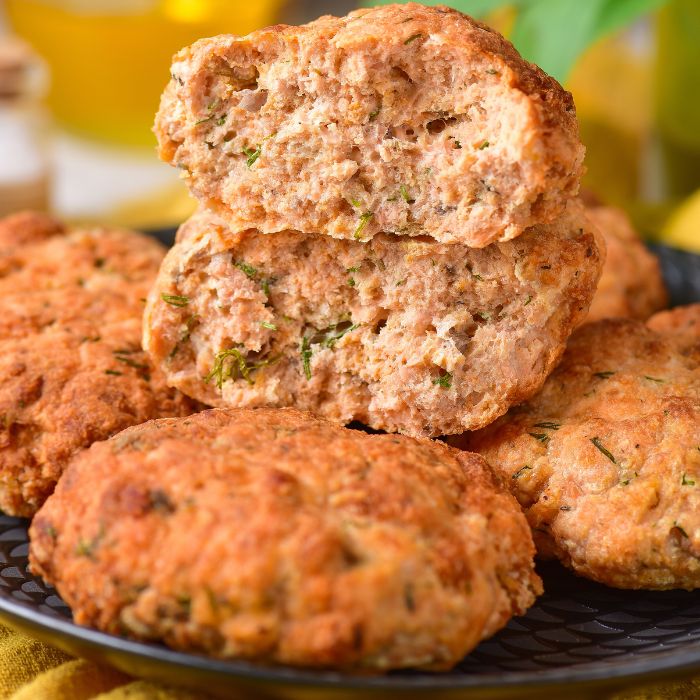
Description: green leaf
xmin=511 ymin=0 xmax=669 ymax=82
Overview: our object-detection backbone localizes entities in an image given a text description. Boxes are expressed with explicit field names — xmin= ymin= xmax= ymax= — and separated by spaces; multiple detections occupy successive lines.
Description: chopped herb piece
xmin=524 ymin=295 xmax=533 ymax=306
xmin=486 ymin=68 xmax=499 ymax=75
xmin=75 ymin=539 xmax=95 ymax=558
xmin=674 ymin=522 xmax=689 ymax=538
xmin=301 ymin=336 xmax=312 ymax=380
xmin=644 ymin=375 xmax=664 ymax=383
xmin=399 ymin=16 xmax=414 ymax=23
xmin=512 ymin=465 xmax=532 ymax=479
xmin=105 ymin=370 xmax=123 ymax=376
xmin=399 ymin=184 xmax=412 ymax=203
xmin=161 ymin=293 xmax=189 ymax=307
xmin=216 ymin=116 xmax=226 ymax=126
xmin=452 ymin=138 xmax=462 ymax=149
xmin=395 ymin=278 xmax=407 ymax=286
xmin=234 ymin=261 xmax=258 ymax=279
xmin=347 ymin=277 xmax=356 ymax=287
xmin=347 ymin=266 xmax=361 ymax=273
xmin=260 ymin=321 xmax=277 ymax=330
xmin=466 ymin=265 xmax=483 ymax=281
xmin=321 ymin=322 xmax=360 ymax=349
xmin=682 ymin=473 xmax=696 ymax=486
xmin=528 ymin=432 xmax=550 ymax=444
xmin=114 ymin=355 xmax=149 ymax=370
xmin=354 ymin=212 xmax=373 ymax=239
xmin=45 ymin=524 xmax=57 ymax=539
xmin=369 ymin=107 xmax=381 ymax=121
xmin=541 ymin=264 xmax=552 ymax=270
xmin=478 ymin=140 xmax=490 ymax=150
xmin=404 ymin=583 xmax=416 ymax=612
xmin=195 ymin=114 xmax=214 ymax=125
xmin=534 ymin=422 xmax=561 ymax=430
xmin=591 ymin=437 xmax=616 ymax=463
xmin=243 ymin=134 xmax=275 ymax=168
xmin=594 ymin=371 xmax=615 ymax=379
xmin=560 ymin=505 xmax=572 ymax=511
xmin=475 ymin=311 xmax=491 ymax=321
xmin=404 ymin=32 xmax=423 ymax=44
xmin=205 ymin=348 xmax=276 ymax=388
xmin=349 ymin=197 xmax=362 ymax=208
xmin=432 ymin=372 xmax=453 ymax=389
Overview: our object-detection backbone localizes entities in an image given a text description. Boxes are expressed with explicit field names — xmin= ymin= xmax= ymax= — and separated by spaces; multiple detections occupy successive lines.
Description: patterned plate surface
xmin=0 ymin=241 xmax=697 ymax=699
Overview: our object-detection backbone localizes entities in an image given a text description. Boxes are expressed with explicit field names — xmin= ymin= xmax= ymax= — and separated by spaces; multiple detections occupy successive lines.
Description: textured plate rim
xmin=1 ymin=591 xmax=700 ymax=693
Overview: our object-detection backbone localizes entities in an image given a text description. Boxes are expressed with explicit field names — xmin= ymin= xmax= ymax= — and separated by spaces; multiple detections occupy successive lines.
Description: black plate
xmin=0 ymin=242 xmax=698 ymax=699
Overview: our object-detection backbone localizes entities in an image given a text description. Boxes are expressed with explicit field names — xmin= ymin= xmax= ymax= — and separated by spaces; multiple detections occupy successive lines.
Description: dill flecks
xmin=260 ymin=321 xmax=277 ymax=330
xmin=354 ymin=212 xmax=374 ymax=239
xmin=104 ymin=369 xmax=123 ymax=376
xmin=644 ymin=375 xmax=665 ymax=383
xmin=534 ymin=422 xmax=560 ymax=430
xmin=194 ymin=114 xmax=215 ymax=126
xmin=674 ymin=521 xmax=689 ymax=538
xmin=205 ymin=348 xmax=276 ymax=388
xmin=404 ymin=32 xmax=423 ymax=44
xmin=591 ymin=436 xmax=616 ymax=463
xmin=528 ymin=432 xmax=550 ymax=444
xmin=234 ymin=260 xmax=258 ymax=278
xmin=369 ymin=106 xmax=381 ymax=121
xmin=114 ymin=355 xmax=149 ymax=371
xmin=432 ymin=372 xmax=453 ymax=389
xmin=524 ymin=294 xmax=533 ymax=306
xmin=399 ymin=184 xmax=412 ymax=203
xmin=594 ymin=371 xmax=615 ymax=379
xmin=682 ymin=473 xmax=696 ymax=486
xmin=300 ymin=336 xmax=312 ymax=380
xmin=322 ymin=323 xmax=359 ymax=349
xmin=478 ymin=140 xmax=490 ymax=150
xmin=161 ymin=293 xmax=189 ymax=307
xmin=242 ymin=134 xmax=274 ymax=168
xmin=512 ymin=465 xmax=532 ymax=479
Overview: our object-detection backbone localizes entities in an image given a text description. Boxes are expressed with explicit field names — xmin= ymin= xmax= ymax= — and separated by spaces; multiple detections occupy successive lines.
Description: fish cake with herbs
xmin=144 ymin=202 xmax=602 ymax=437
xmin=155 ymin=3 xmax=583 ymax=247
xmin=0 ymin=211 xmax=193 ymax=517
xmin=585 ymin=204 xmax=667 ymax=323
xmin=30 ymin=407 xmax=542 ymax=671
xmin=453 ymin=306 xmax=700 ymax=590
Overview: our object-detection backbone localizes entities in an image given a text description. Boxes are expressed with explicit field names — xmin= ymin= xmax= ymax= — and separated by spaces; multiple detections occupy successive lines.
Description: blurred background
xmin=0 ymin=0 xmax=697 ymax=251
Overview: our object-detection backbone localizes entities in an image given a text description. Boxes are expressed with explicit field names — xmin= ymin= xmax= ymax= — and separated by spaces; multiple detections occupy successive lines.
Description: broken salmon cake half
xmin=143 ymin=202 xmax=602 ymax=437
xmin=155 ymin=2 xmax=583 ymax=247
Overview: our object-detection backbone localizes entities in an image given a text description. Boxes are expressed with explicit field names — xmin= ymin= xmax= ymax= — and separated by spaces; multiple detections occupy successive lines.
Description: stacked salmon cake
xmin=148 ymin=2 xmax=602 ymax=437
xmin=29 ymin=3 xmax=615 ymax=672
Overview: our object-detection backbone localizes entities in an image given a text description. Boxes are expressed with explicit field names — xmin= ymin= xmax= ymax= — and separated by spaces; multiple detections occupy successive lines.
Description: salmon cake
xmin=30 ymin=407 xmax=541 ymax=671
xmin=155 ymin=3 xmax=583 ymax=247
xmin=453 ymin=306 xmax=700 ymax=590
xmin=0 ymin=212 xmax=193 ymax=517
xmin=144 ymin=202 xmax=602 ymax=437
xmin=586 ymin=205 xmax=667 ymax=323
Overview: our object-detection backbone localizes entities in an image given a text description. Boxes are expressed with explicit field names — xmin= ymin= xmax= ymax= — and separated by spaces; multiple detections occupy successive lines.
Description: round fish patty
xmin=143 ymin=202 xmax=602 ymax=437
xmin=0 ymin=212 xmax=194 ymax=516
xmin=30 ymin=407 xmax=542 ymax=671
xmin=585 ymin=205 xmax=667 ymax=323
xmin=155 ymin=3 xmax=583 ymax=247
xmin=453 ymin=306 xmax=700 ymax=590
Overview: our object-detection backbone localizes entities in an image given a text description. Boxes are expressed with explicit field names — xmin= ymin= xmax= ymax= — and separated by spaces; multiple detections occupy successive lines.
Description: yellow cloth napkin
xmin=0 ymin=623 xmax=698 ymax=699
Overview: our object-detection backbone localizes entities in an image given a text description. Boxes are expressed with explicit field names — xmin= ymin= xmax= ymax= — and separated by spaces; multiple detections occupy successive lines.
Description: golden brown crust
xmin=0 ymin=212 xmax=194 ymax=516
xmin=585 ymin=205 xmax=667 ymax=323
xmin=454 ymin=309 xmax=700 ymax=590
xmin=155 ymin=3 xmax=583 ymax=246
xmin=30 ymin=407 xmax=541 ymax=671
xmin=144 ymin=202 xmax=602 ymax=437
